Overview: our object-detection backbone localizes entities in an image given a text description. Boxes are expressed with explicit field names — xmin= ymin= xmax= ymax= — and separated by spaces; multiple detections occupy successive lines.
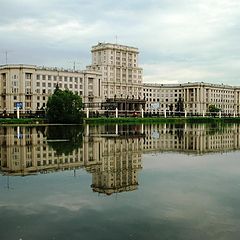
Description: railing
xmin=0 ymin=110 xmax=45 ymax=118
xmin=82 ymin=108 xmax=240 ymax=119
xmin=0 ymin=109 xmax=239 ymax=119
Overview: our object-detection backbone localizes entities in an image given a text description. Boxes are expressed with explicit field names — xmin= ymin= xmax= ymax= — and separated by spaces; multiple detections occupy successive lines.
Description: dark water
xmin=1 ymin=123 xmax=240 ymax=240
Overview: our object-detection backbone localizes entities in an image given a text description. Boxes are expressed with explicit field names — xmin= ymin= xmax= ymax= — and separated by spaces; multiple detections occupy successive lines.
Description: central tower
xmin=88 ymin=42 xmax=145 ymax=111
xmin=91 ymin=42 xmax=143 ymax=99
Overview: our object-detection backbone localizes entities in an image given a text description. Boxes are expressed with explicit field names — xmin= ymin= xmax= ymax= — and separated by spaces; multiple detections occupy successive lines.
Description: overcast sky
xmin=1 ymin=0 xmax=240 ymax=85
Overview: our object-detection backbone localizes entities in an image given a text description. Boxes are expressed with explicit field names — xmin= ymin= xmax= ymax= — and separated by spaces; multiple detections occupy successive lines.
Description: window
xmin=12 ymin=81 xmax=18 ymax=87
xmin=25 ymin=81 xmax=31 ymax=87
xmin=25 ymin=73 xmax=32 ymax=79
xmin=25 ymin=102 xmax=31 ymax=107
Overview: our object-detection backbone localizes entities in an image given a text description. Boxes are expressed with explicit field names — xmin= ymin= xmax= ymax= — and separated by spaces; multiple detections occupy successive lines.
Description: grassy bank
xmin=0 ymin=118 xmax=46 ymax=125
xmin=84 ymin=117 xmax=240 ymax=125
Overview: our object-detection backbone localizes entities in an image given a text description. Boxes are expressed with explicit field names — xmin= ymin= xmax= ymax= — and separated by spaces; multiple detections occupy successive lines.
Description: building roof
xmin=91 ymin=42 xmax=139 ymax=53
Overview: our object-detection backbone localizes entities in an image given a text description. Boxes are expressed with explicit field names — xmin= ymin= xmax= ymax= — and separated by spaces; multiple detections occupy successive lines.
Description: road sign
xmin=16 ymin=102 xmax=23 ymax=109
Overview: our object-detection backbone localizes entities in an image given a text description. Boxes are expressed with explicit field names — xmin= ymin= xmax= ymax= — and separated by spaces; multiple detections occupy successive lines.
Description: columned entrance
xmin=102 ymin=98 xmax=146 ymax=112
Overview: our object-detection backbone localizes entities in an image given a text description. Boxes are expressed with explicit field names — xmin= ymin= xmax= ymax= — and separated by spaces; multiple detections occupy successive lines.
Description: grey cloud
xmin=1 ymin=0 xmax=240 ymax=84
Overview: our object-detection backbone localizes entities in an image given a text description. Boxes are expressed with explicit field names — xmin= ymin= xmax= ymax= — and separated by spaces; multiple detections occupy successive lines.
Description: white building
xmin=144 ymin=82 xmax=240 ymax=115
xmin=87 ymin=42 xmax=145 ymax=111
xmin=88 ymin=42 xmax=143 ymax=99
xmin=0 ymin=64 xmax=101 ymax=114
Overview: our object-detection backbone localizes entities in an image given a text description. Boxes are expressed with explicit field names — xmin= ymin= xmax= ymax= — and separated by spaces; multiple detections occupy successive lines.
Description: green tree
xmin=46 ymin=88 xmax=83 ymax=123
xmin=169 ymin=103 xmax=174 ymax=116
xmin=208 ymin=104 xmax=220 ymax=117
xmin=175 ymin=97 xmax=184 ymax=116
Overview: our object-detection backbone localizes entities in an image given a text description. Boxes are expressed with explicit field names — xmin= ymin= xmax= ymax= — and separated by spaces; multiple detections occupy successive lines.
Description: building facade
xmin=87 ymin=42 xmax=145 ymax=111
xmin=0 ymin=64 xmax=101 ymax=113
xmin=144 ymin=82 xmax=240 ymax=115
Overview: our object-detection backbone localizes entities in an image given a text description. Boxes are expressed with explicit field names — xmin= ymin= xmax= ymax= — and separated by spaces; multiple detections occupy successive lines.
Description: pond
xmin=0 ymin=123 xmax=240 ymax=240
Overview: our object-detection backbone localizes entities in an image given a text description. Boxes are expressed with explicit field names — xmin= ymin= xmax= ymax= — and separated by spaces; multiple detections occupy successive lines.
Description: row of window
xmin=144 ymin=88 xmax=180 ymax=93
xmin=36 ymin=82 xmax=83 ymax=89
xmin=94 ymin=51 xmax=137 ymax=58
xmin=145 ymin=93 xmax=181 ymax=98
xmin=36 ymin=75 xmax=83 ymax=82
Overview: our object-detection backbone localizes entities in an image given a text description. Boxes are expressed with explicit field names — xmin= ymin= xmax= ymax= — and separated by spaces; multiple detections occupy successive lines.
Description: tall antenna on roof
xmin=1 ymin=50 xmax=13 ymax=64
xmin=5 ymin=51 xmax=8 ymax=64
xmin=68 ymin=60 xmax=81 ymax=71
xmin=115 ymin=35 xmax=118 ymax=44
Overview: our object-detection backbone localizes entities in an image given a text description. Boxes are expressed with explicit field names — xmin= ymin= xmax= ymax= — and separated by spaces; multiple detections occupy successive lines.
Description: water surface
xmin=1 ymin=124 xmax=240 ymax=240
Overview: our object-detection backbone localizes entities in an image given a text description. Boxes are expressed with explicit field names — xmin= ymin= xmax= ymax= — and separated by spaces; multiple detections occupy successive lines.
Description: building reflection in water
xmin=1 ymin=123 xmax=240 ymax=195
xmin=0 ymin=125 xmax=144 ymax=195
xmin=143 ymin=123 xmax=240 ymax=154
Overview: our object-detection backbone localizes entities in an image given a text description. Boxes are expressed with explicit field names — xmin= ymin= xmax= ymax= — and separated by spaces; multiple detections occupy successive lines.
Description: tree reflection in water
xmin=46 ymin=125 xmax=83 ymax=155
